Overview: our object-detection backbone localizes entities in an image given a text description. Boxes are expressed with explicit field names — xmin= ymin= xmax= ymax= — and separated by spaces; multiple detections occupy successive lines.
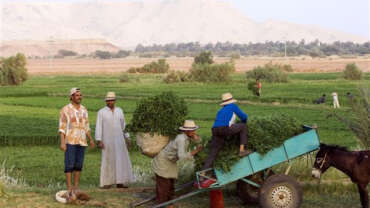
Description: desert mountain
xmin=1 ymin=0 xmax=368 ymax=51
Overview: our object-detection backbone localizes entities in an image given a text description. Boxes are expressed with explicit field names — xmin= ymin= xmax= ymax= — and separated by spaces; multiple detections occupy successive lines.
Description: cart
xmin=131 ymin=125 xmax=320 ymax=208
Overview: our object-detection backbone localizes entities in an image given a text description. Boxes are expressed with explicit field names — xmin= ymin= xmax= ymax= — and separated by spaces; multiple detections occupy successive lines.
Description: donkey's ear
xmin=320 ymin=143 xmax=327 ymax=148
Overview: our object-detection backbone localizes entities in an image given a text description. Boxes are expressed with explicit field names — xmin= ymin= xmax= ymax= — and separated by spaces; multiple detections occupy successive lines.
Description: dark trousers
xmin=64 ymin=144 xmax=86 ymax=173
xmin=202 ymin=123 xmax=247 ymax=170
xmin=156 ymin=174 xmax=175 ymax=204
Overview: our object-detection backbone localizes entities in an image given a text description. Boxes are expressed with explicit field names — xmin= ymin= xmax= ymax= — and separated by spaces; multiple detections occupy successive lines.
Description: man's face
xmin=185 ymin=130 xmax=201 ymax=142
xmin=71 ymin=92 xmax=82 ymax=104
xmin=106 ymin=100 xmax=115 ymax=108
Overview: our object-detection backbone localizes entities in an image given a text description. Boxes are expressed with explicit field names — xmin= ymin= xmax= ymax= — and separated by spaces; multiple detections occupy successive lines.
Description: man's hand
xmin=126 ymin=140 xmax=131 ymax=148
xmin=188 ymin=131 xmax=197 ymax=137
xmin=59 ymin=133 xmax=67 ymax=152
xmin=98 ymin=141 xmax=104 ymax=149
xmin=60 ymin=143 xmax=67 ymax=152
xmin=196 ymin=144 xmax=203 ymax=152
xmin=89 ymin=140 xmax=96 ymax=149
xmin=191 ymin=144 xmax=203 ymax=156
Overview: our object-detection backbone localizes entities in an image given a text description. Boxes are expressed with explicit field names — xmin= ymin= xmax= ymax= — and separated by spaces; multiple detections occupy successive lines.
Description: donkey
xmin=312 ymin=143 xmax=370 ymax=208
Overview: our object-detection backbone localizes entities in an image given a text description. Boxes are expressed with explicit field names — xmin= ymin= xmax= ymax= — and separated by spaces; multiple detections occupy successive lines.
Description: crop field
xmin=0 ymin=72 xmax=369 ymax=207
xmin=26 ymin=56 xmax=370 ymax=74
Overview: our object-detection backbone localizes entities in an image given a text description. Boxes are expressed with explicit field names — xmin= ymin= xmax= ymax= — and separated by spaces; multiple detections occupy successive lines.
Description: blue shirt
xmin=212 ymin=103 xmax=248 ymax=128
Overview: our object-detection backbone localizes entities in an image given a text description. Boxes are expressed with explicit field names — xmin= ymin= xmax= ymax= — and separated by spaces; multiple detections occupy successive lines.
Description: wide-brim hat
xmin=179 ymin=120 xmax=199 ymax=131
xmin=105 ymin=92 xmax=116 ymax=101
xmin=220 ymin=92 xmax=237 ymax=106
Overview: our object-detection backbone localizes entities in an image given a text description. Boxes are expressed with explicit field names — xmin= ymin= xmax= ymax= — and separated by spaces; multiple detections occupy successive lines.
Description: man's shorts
xmin=64 ymin=144 xmax=86 ymax=173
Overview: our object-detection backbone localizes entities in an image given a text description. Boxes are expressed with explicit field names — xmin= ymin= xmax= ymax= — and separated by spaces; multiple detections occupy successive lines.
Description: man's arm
xmin=58 ymin=110 xmax=67 ymax=152
xmin=85 ymin=111 xmax=95 ymax=149
xmin=59 ymin=132 xmax=67 ymax=152
xmin=95 ymin=110 xmax=104 ymax=149
xmin=86 ymin=131 xmax=96 ymax=149
xmin=233 ymin=104 xmax=248 ymax=123
xmin=120 ymin=109 xmax=131 ymax=147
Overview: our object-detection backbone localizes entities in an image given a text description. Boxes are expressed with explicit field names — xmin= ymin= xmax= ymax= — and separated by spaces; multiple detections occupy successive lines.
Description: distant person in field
xmin=315 ymin=94 xmax=326 ymax=104
xmin=95 ymin=92 xmax=134 ymax=189
xmin=152 ymin=120 xmax=203 ymax=207
xmin=202 ymin=93 xmax=251 ymax=171
xmin=346 ymin=92 xmax=354 ymax=101
xmin=58 ymin=88 xmax=95 ymax=201
xmin=331 ymin=92 xmax=340 ymax=108
xmin=256 ymin=78 xmax=262 ymax=96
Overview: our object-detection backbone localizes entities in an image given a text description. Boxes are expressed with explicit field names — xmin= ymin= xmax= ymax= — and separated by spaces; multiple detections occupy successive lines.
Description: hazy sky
xmin=3 ymin=0 xmax=370 ymax=38
xmin=228 ymin=0 xmax=370 ymax=38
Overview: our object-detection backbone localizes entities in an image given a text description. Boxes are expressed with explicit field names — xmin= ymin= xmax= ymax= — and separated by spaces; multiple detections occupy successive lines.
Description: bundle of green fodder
xmin=194 ymin=114 xmax=303 ymax=172
xmin=247 ymin=81 xmax=258 ymax=96
xmin=128 ymin=91 xmax=188 ymax=157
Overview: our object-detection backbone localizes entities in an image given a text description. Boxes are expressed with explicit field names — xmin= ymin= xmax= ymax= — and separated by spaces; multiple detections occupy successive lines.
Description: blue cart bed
xmin=132 ymin=125 xmax=320 ymax=208
xmin=212 ymin=125 xmax=320 ymax=186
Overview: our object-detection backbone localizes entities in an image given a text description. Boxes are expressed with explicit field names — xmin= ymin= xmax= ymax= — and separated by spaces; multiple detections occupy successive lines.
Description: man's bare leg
xmin=239 ymin=144 xmax=245 ymax=152
xmin=73 ymin=171 xmax=81 ymax=193
xmin=66 ymin=172 xmax=77 ymax=200
xmin=66 ymin=172 xmax=73 ymax=192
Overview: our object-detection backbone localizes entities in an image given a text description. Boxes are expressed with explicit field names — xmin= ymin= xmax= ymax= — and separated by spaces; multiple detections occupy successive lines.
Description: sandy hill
xmin=0 ymin=39 xmax=120 ymax=57
xmin=1 ymin=0 xmax=368 ymax=51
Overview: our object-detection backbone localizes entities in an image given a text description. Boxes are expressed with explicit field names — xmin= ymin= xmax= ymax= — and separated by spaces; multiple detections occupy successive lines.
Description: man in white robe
xmin=95 ymin=92 xmax=134 ymax=188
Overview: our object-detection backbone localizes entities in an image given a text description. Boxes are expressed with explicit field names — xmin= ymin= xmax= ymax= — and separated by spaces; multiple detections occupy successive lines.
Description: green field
xmin=0 ymin=72 xmax=368 ymax=207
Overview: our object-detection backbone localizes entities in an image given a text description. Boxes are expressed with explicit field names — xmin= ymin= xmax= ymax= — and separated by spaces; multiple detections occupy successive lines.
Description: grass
xmin=0 ymin=147 xmax=154 ymax=187
xmin=0 ymin=181 xmax=362 ymax=208
xmin=0 ymin=72 xmax=368 ymax=207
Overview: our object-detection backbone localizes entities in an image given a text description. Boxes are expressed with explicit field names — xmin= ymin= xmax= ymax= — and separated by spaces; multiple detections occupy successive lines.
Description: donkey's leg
xmin=357 ymin=183 xmax=368 ymax=208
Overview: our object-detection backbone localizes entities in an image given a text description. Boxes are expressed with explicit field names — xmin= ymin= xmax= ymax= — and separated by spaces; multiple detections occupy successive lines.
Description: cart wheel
xmin=237 ymin=170 xmax=274 ymax=205
xmin=259 ymin=174 xmax=302 ymax=208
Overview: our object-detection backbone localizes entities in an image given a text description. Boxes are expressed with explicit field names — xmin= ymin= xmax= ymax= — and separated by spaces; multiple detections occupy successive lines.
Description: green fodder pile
xmin=194 ymin=114 xmax=303 ymax=172
xmin=128 ymin=91 xmax=188 ymax=138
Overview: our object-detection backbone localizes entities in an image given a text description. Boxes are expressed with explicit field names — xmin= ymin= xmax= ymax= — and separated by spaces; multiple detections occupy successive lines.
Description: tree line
xmin=134 ymin=40 xmax=370 ymax=57
xmin=25 ymin=40 xmax=370 ymax=59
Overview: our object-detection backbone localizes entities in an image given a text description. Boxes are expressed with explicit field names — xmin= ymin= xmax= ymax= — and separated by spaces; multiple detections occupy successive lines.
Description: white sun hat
xmin=69 ymin=87 xmax=80 ymax=96
xmin=105 ymin=91 xmax=116 ymax=101
xmin=220 ymin=92 xmax=237 ymax=106
xmin=179 ymin=120 xmax=199 ymax=131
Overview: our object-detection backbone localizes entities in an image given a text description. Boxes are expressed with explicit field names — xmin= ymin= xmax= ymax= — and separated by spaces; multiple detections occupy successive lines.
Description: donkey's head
xmin=311 ymin=143 xmax=343 ymax=178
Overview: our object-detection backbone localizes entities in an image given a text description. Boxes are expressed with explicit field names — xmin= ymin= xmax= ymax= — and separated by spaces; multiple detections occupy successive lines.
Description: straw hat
xmin=69 ymin=88 xmax=80 ymax=96
xmin=220 ymin=92 xmax=237 ymax=106
xmin=105 ymin=92 xmax=116 ymax=101
xmin=179 ymin=120 xmax=199 ymax=131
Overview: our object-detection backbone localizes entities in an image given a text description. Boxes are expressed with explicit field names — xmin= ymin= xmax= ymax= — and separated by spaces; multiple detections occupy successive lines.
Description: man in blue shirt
xmin=202 ymin=92 xmax=252 ymax=170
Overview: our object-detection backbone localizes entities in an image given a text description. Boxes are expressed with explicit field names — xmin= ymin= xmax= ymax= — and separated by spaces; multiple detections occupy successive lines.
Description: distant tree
xmin=343 ymin=63 xmax=362 ymax=80
xmin=230 ymin=53 xmax=241 ymax=60
xmin=95 ymin=50 xmax=112 ymax=59
xmin=194 ymin=51 xmax=214 ymax=64
xmin=58 ymin=49 xmax=78 ymax=57
xmin=0 ymin=53 xmax=28 ymax=85
xmin=246 ymin=62 xmax=289 ymax=83
xmin=114 ymin=50 xmax=131 ymax=58
xmin=190 ymin=62 xmax=235 ymax=82
xmin=128 ymin=59 xmax=169 ymax=73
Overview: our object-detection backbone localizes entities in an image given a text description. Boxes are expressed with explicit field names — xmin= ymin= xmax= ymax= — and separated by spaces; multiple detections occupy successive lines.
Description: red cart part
xmin=210 ymin=189 xmax=224 ymax=208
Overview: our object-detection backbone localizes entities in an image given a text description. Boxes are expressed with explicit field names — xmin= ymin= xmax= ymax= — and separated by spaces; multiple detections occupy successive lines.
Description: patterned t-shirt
xmin=58 ymin=103 xmax=90 ymax=146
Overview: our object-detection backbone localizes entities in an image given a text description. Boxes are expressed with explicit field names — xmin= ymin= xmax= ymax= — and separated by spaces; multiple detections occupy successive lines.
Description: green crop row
xmin=0 ymin=136 xmax=60 ymax=146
